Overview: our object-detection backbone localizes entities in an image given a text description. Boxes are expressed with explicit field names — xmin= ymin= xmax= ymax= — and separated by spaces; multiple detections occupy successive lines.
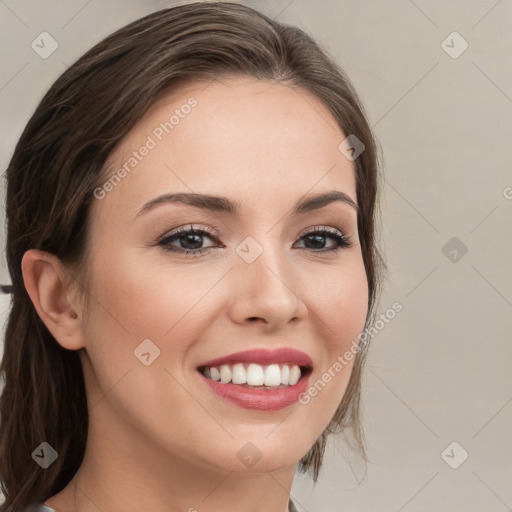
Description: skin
xmin=22 ymin=76 xmax=368 ymax=512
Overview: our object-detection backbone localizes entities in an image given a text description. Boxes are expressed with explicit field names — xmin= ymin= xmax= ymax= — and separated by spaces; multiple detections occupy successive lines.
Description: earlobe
xmin=21 ymin=249 xmax=85 ymax=351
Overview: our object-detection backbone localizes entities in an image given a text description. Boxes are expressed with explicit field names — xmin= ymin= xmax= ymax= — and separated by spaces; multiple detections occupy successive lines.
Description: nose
xmin=227 ymin=239 xmax=307 ymax=329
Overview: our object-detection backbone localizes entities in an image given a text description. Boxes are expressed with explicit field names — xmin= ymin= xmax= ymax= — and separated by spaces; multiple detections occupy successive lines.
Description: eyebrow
xmin=135 ymin=189 xmax=358 ymax=219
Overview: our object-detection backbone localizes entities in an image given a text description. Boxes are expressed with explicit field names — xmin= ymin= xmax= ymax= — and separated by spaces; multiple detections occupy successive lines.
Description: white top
xmin=25 ymin=504 xmax=56 ymax=512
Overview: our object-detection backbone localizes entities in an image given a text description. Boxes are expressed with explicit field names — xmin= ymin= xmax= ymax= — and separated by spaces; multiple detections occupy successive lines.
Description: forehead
xmin=94 ymin=76 xmax=356 ymax=224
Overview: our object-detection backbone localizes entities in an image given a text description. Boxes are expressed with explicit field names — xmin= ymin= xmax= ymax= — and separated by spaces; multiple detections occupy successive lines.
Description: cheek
xmin=297 ymin=256 xmax=368 ymax=427
xmin=82 ymin=247 xmax=227 ymax=410
xmin=88 ymin=247 xmax=213 ymax=343
xmin=306 ymin=255 xmax=369 ymax=345
xmin=80 ymin=251 xmax=218 ymax=449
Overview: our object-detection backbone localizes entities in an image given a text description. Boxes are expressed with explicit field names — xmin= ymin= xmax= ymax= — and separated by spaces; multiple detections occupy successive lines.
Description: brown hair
xmin=0 ymin=2 xmax=385 ymax=509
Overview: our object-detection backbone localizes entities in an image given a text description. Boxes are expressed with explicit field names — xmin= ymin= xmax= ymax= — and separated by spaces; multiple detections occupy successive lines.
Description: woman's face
xmin=80 ymin=76 xmax=368 ymax=474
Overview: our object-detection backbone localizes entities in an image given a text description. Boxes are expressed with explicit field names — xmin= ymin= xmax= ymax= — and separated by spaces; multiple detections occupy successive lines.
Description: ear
xmin=21 ymin=249 xmax=85 ymax=351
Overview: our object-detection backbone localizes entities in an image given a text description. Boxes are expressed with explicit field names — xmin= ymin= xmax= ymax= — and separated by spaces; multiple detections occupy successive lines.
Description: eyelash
xmin=156 ymin=224 xmax=354 ymax=257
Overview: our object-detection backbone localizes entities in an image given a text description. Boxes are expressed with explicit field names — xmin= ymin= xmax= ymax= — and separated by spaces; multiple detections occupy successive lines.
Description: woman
xmin=0 ymin=2 xmax=385 ymax=511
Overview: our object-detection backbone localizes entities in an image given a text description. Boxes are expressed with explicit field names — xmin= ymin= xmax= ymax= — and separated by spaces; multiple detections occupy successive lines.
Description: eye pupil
xmin=181 ymin=232 xmax=203 ymax=249
xmin=304 ymin=234 xmax=326 ymax=249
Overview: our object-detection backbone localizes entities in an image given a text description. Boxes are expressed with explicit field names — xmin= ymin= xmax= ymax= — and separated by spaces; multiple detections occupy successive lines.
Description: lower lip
xmin=198 ymin=370 xmax=311 ymax=410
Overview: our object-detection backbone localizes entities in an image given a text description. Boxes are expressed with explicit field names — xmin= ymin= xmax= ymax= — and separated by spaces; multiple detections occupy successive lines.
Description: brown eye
xmin=295 ymin=227 xmax=353 ymax=252
xmin=158 ymin=225 xmax=221 ymax=257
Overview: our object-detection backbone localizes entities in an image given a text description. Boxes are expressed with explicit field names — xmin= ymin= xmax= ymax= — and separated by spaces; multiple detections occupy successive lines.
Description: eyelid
xmin=159 ymin=223 xmax=351 ymax=242
xmin=297 ymin=224 xmax=346 ymax=238
xmin=163 ymin=223 xmax=222 ymax=239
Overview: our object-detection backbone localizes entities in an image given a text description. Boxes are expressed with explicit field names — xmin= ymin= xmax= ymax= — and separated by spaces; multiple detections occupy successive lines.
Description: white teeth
xmin=231 ymin=363 xmax=246 ymax=384
xmin=280 ymin=364 xmax=290 ymax=385
xmin=246 ymin=363 xmax=264 ymax=385
xmin=220 ymin=365 xmax=232 ymax=384
xmin=201 ymin=363 xmax=304 ymax=387
xmin=289 ymin=365 xmax=301 ymax=386
xmin=264 ymin=364 xmax=281 ymax=386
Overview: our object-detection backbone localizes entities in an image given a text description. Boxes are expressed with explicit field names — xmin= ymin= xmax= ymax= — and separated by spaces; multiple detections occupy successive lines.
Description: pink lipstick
xmin=196 ymin=347 xmax=313 ymax=410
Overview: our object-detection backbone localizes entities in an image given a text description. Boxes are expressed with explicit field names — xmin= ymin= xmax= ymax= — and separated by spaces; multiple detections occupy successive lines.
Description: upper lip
xmin=197 ymin=348 xmax=313 ymax=369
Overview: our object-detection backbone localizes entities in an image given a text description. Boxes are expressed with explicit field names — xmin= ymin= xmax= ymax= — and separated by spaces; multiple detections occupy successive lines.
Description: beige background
xmin=1 ymin=1 xmax=511 ymax=511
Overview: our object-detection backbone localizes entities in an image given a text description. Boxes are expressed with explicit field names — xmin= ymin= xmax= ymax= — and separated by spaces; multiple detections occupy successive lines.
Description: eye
xmin=156 ymin=224 xmax=354 ymax=257
xmin=294 ymin=226 xmax=354 ymax=252
xmin=157 ymin=224 xmax=221 ymax=257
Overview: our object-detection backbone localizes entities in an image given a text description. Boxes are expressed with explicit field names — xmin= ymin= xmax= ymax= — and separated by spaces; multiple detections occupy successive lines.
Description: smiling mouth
xmin=196 ymin=363 xmax=313 ymax=389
